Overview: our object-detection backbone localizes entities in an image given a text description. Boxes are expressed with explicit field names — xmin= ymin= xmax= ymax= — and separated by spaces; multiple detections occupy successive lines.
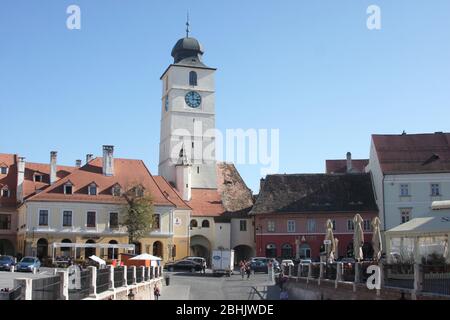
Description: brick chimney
xmin=16 ymin=156 xmax=25 ymax=203
xmin=50 ymin=151 xmax=57 ymax=184
xmin=102 ymin=145 xmax=114 ymax=176
xmin=86 ymin=154 xmax=94 ymax=164
xmin=346 ymin=152 xmax=352 ymax=173
xmin=75 ymin=159 xmax=82 ymax=167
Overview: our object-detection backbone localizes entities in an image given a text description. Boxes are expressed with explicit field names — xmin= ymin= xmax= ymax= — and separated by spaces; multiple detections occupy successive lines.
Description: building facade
xmin=251 ymin=174 xmax=378 ymax=261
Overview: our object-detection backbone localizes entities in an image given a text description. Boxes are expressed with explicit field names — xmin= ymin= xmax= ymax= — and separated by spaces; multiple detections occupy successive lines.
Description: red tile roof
xmin=372 ymin=132 xmax=450 ymax=174
xmin=187 ymin=188 xmax=225 ymax=217
xmin=26 ymin=158 xmax=178 ymax=207
xmin=326 ymin=159 xmax=368 ymax=174
xmin=153 ymin=176 xmax=191 ymax=210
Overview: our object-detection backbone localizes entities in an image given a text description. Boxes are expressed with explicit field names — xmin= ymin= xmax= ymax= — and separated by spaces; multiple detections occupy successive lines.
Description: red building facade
xmin=251 ymin=173 xmax=379 ymax=261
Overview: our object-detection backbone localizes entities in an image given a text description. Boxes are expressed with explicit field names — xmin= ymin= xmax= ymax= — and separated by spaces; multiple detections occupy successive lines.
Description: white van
xmin=211 ymin=249 xmax=235 ymax=276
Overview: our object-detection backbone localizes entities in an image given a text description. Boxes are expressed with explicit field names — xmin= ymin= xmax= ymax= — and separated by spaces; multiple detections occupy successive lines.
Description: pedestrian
xmin=245 ymin=262 xmax=251 ymax=280
xmin=239 ymin=260 xmax=246 ymax=279
xmin=202 ymin=260 xmax=207 ymax=275
xmin=154 ymin=286 xmax=161 ymax=301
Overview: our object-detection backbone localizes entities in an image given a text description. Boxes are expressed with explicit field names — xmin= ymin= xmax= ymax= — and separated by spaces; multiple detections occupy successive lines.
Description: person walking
xmin=239 ymin=260 xmax=246 ymax=280
xmin=245 ymin=262 xmax=252 ymax=280
xmin=154 ymin=286 xmax=161 ymax=301
xmin=202 ymin=260 xmax=207 ymax=275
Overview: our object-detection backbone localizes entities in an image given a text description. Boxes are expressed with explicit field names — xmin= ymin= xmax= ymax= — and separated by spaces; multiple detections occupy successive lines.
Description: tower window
xmin=189 ymin=71 xmax=197 ymax=86
xmin=192 ymin=142 xmax=194 ymax=148
xmin=197 ymin=166 xmax=200 ymax=174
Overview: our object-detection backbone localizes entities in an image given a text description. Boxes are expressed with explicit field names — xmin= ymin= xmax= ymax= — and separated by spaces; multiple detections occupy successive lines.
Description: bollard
xmin=14 ymin=278 xmax=32 ymax=300
xmin=123 ymin=266 xmax=128 ymax=286
xmin=132 ymin=266 xmax=137 ymax=285
xmin=88 ymin=266 xmax=97 ymax=296
xmin=58 ymin=270 xmax=69 ymax=300
xmin=10 ymin=266 xmax=15 ymax=273
xmin=109 ymin=265 xmax=115 ymax=290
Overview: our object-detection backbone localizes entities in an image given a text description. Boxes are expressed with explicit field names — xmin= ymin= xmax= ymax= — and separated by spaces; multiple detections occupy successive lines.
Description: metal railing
xmin=69 ymin=270 xmax=92 ymax=300
xmin=96 ymin=269 xmax=111 ymax=294
xmin=324 ymin=263 xmax=337 ymax=280
xmin=114 ymin=267 xmax=124 ymax=288
xmin=300 ymin=264 xmax=309 ymax=277
xmin=144 ymin=267 xmax=149 ymax=281
xmin=422 ymin=264 xmax=450 ymax=296
xmin=32 ymin=276 xmax=61 ymax=300
xmin=383 ymin=263 xmax=414 ymax=289
xmin=150 ymin=266 xmax=154 ymax=279
xmin=342 ymin=262 xmax=355 ymax=282
xmin=311 ymin=263 xmax=320 ymax=279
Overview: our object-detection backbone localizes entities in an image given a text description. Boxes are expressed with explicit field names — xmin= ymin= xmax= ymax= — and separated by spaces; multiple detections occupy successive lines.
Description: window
xmin=135 ymin=186 xmax=144 ymax=197
xmin=88 ymin=184 xmax=97 ymax=195
xmin=153 ymin=214 xmax=161 ymax=230
xmin=112 ymin=185 xmax=121 ymax=196
xmin=431 ymin=183 xmax=441 ymax=196
xmin=347 ymin=220 xmax=354 ymax=231
xmin=363 ymin=219 xmax=371 ymax=231
xmin=86 ymin=211 xmax=96 ymax=228
xmin=307 ymin=219 xmax=316 ymax=233
xmin=0 ymin=214 xmax=11 ymax=230
xmin=190 ymin=219 xmax=198 ymax=229
xmin=287 ymin=220 xmax=296 ymax=233
xmin=240 ymin=220 xmax=247 ymax=232
xmin=0 ymin=166 xmax=8 ymax=174
xmin=189 ymin=71 xmax=197 ymax=86
xmin=401 ymin=209 xmax=411 ymax=224
xmin=34 ymin=174 xmax=43 ymax=182
xmin=64 ymin=184 xmax=73 ymax=195
xmin=197 ymin=166 xmax=200 ymax=174
xmin=39 ymin=210 xmax=49 ymax=226
xmin=1 ymin=187 xmax=9 ymax=198
xmin=62 ymin=211 xmax=72 ymax=227
xmin=281 ymin=243 xmax=293 ymax=259
xmin=400 ymin=184 xmax=410 ymax=196
xmin=202 ymin=220 xmax=210 ymax=228
xmin=267 ymin=220 xmax=275 ymax=232
xmin=165 ymin=76 xmax=169 ymax=92
xmin=109 ymin=212 xmax=119 ymax=229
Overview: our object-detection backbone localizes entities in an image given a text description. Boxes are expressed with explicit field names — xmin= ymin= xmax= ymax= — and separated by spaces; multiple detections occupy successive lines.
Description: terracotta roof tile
xmin=153 ymin=176 xmax=191 ymax=210
xmin=187 ymin=188 xmax=225 ymax=217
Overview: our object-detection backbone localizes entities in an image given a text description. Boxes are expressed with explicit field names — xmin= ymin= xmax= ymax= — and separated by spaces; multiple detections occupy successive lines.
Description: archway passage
xmin=37 ymin=238 xmax=48 ymax=260
xmin=153 ymin=241 xmax=163 ymax=259
xmin=233 ymin=245 xmax=255 ymax=265
xmin=0 ymin=239 xmax=15 ymax=256
xmin=85 ymin=240 xmax=96 ymax=259
xmin=190 ymin=235 xmax=211 ymax=265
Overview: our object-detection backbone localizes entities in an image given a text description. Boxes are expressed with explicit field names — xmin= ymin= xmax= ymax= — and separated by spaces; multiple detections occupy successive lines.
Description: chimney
xmin=102 ymin=145 xmax=114 ymax=176
xmin=50 ymin=151 xmax=57 ymax=184
xmin=346 ymin=152 xmax=352 ymax=173
xmin=17 ymin=157 xmax=25 ymax=203
xmin=260 ymin=178 xmax=266 ymax=192
xmin=86 ymin=154 xmax=94 ymax=164
xmin=75 ymin=159 xmax=82 ymax=167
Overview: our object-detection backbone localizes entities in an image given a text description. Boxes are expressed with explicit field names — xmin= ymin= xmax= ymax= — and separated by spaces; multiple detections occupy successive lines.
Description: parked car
xmin=164 ymin=259 xmax=203 ymax=273
xmin=184 ymin=256 xmax=206 ymax=266
xmin=0 ymin=256 xmax=16 ymax=271
xmin=16 ymin=257 xmax=41 ymax=273
xmin=250 ymin=258 xmax=281 ymax=273
xmin=281 ymin=260 xmax=295 ymax=267
xmin=299 ymin=259 xmax=312 ymax=264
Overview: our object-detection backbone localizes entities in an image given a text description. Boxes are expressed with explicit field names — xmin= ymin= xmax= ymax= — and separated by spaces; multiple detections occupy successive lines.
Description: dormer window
xmin=34 ymin=174 xmax=43 ymax=183
xmin=112 ymin=184 xmax=121 ymax=197
xmin=64 ymin=182 xmax=73 ymax=195
xmin=1 ymin=186 xmax=10 ymax=198
xmin=88 ymin=183 xmax=97 ymax=196
xmin=0 ymin=166 xmax=8 ymax=175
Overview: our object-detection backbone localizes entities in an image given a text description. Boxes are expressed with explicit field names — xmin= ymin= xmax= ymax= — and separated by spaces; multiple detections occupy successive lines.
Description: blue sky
xmin=1 ymin=0 xmax=449 ymax=193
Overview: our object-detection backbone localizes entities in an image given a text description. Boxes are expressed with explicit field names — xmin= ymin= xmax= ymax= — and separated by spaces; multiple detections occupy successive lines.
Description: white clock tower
xmin=158 ymin=30 xmax=218 ymax=198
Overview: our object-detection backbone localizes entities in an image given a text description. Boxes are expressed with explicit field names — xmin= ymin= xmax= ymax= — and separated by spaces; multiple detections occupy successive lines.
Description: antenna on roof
xmin=186 ymin=11 xmax=190 ymax=38
xmin=401 ymin=130 xmax=407 ymax=135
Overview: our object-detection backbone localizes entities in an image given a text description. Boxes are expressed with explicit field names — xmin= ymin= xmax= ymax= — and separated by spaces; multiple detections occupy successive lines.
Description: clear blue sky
xmin=1 ymin=0 xmax=450 ymax=193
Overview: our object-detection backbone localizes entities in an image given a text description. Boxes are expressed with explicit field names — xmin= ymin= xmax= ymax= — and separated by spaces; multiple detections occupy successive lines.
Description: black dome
xmin=171 ymin=37 xmax=205 ymax=64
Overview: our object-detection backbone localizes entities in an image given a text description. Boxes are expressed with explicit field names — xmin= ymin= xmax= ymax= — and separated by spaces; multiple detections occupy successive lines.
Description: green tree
xmin=120 ymin=185 xmax=156 ymax=244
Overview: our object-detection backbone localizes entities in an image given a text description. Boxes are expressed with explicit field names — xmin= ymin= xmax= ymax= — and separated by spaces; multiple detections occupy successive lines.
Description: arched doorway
xmin=108 ymin=240 xmax=118 ymax=260
xmin=0 ymin=239 xmax=15 ymax=256
xmin=265 ymin=244 xmax=277 ymax=258
xmin=190 ymin=235 xmax=211 ymax=265
xmin=281 ymin=243 xmax=293 ymax=259
xmin=299 ymin=243 xmax=311 ymax=259
xmin=61 ymin=239 xmax=72 ymax=258
xmin=37 ymin=238 xmax=48 ymax=260
xmin=85 ymin=240 xmax=96 ymax=259
xmin=133 ymin=242 xmax=142 ymax=255
xmin=153 ymin=241 xmax=163 ymax=258
xmin=233 ymin=245 xmax=255 ymax=265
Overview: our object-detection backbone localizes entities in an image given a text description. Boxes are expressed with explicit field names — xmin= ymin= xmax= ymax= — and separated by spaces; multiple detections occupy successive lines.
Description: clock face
xmin=165 ymin=96 xmax=169 ymax=111
xmin=185 ymin=91 xmax=202 ymax=108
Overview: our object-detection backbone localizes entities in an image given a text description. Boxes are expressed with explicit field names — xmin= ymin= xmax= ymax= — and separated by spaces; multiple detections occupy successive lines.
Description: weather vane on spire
xmin=186 ymin=11 xmax=190 ymax=38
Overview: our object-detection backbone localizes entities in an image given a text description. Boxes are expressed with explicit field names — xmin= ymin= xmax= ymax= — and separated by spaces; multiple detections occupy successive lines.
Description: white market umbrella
xmin=130 ymin=253 xmax=162 ymax=261
xmin=371 ymin=217 xmax=383 ymax=262
xmin=89 ymin=255 xmax=106 ymax=266
xmin=334 ymin=238 xmax=339 ymax=260
xmin=325 ymin=219 xmax=336 ymax=263
xmin=353 ymin=214 xmax=364 ymax=262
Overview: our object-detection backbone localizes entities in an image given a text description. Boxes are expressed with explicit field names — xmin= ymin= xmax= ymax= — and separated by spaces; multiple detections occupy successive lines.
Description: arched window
xmin=189 ymin=71 xmax=197 ymax=86
xmin=190 ymin=219 xmax=198 ymax=228
xmin=281 ymin=243 xmax=293 ymax=259
xmin=202 ymin=220 xmax=210 ymax=228
xmin=265 ymin=243 xmax=277 ymax=258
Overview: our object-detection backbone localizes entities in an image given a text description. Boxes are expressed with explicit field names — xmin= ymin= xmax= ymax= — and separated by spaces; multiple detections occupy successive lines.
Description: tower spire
xmin=186 ymin=11 xmax=190 ymax=38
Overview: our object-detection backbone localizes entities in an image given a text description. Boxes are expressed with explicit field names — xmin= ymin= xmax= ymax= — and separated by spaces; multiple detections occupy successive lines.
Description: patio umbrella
xmin=334 ymin=238 xmax=339 ymax=260
xmin=444 ymin=236 xmax=450 ymax=264
xmin=130 ymin=253 xmax=162 ymax=261
xmin=371 ymin=217 xmax=383 ymax=262
xmin=353 ymin=214 xmax=364 ymax=262
xmin=325 ymin=219 xmax=336 ymax=263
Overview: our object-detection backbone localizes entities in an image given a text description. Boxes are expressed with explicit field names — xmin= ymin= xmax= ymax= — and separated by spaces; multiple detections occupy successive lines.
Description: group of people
xmin=239 ymin=260 xmax=252 ymax=280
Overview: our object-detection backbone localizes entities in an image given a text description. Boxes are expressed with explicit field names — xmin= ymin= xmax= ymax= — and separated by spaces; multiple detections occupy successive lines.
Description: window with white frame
xmin=363 ymin=219 xmax=371 ymax=231
xmin=431 ymin=183 xmax=441 ymax=196
xmin=109 ymin=212 xmax=119 ymax=229
xmin=267 ymin=220 xmax=275 ymax=232
xmin=88 ymin=184 xmax=97 ymax=195
xmin=62 ymin=211 xmax=72 ymax=227
xmin=400 ymin=184 xmax=410 ymax=196
xmin=0 ymin=166 xmax=8 ymax=175
xmin=307 ymin=219 xmax=316 ymax=233
xmin=240 ymin=220 xmax=247 ymax=232
xmin=86 ymin=211 xmax=96 ymax=228
xmin=287 ymin=220 xmax=296 ymax=233
xmin=401 ymin=209 xmax=411 ymax=224
xmin=39 ymin=209 xmax=49 ymax=226
xmin=1 ymin=187 xmax=10 ymax=198
xmin=347 ymin=220 xmax=354 ymax=231
xmin=153 ymin=214 xmax=161 ymax=230
xmin=112 ymin=185 xmax=121 ymax=197
xmin=34 ymin=174 xmax=43 ymax=182
xmin=64 ymin=183 xmax=73 ymax=195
